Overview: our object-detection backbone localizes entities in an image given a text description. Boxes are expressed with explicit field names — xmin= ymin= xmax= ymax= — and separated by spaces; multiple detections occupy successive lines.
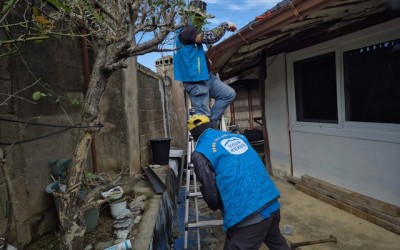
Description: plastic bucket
xmin=149 ymin=138 xmax=171 ymax=165
xmin=110 ymin=201 xmax=127 ymax=218
xmin=104 ymin=239 xmax=132 ymax=250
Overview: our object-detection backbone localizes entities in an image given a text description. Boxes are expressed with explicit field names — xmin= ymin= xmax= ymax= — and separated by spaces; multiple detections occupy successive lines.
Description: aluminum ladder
xmin=183 ymin=107 xmax=223 ymax=250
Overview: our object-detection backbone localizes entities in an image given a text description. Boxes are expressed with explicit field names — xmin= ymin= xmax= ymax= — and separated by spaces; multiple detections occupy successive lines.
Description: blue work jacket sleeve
xmin=191 ymin=151 xmax=221 ymax=211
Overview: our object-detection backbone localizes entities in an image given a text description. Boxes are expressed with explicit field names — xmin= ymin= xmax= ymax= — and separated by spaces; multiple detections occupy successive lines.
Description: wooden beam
xmin=247 ymin=86 xmax=254 ymax=129
xmin=301 ymin=175 xmax=400 ymax=217
xmin=259 ymin=50 xmax=272 ymax=175
xmin=298 ymin=182 xmax=400 ymax=226
xmin=285 ymin=175 xmax=301 ymax=185
xmin=295 ymin=184 xmax=400 ymax=235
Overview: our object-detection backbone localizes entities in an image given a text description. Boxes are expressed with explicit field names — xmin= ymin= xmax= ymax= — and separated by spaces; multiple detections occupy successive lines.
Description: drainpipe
xmin=80 ymin=29 xmax=97 ymax=173
xmin=259 ymin=50 xmax=272 ymax=175
xmin=161 ymin=76 xmax=171 ymax=138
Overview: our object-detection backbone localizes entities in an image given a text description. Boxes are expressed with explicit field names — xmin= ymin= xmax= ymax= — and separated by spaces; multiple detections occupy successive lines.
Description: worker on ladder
xmin=187 ymin=115 xmax=290 ymax=250
xmin=174 ymin=0 xmax=237 ymax=128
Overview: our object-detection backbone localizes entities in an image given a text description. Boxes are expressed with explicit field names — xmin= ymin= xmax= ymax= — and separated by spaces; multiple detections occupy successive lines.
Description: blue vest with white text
xmin=195 ymin=129 xmax=280 ymax=231
xmin=173 ymin=28 xmax=210 ymax=82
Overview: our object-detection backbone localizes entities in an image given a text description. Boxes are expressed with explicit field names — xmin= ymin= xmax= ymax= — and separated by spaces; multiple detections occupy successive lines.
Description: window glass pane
xmin=294 ymin=52 xmax=338 ymax=123
xmin=344 ymin=39 xmax=400 ymax=124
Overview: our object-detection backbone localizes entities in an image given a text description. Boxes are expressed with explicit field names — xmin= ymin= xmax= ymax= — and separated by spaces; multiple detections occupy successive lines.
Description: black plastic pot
xmin=149 ymin=138 xmax=171 ymax=165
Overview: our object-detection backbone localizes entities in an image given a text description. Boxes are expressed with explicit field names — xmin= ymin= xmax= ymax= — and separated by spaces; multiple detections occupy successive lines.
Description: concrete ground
xmin=182 ymin=177 xmax=400 ymax=250
xmin=271 ymin=177 xmax=400 ymax=250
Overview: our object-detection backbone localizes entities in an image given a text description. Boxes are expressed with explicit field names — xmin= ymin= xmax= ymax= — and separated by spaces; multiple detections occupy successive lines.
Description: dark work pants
xmin=224 ymin=210 xmax=290 ymax=250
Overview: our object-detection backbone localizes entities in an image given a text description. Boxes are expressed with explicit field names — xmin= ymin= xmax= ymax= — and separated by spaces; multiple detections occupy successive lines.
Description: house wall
xmin=265 ymin=19 xmax=400 ymax=206
xmin=265 ymin=54 xmax=292 ymax=177
xmin=290 ymin=132 xmax=400 ymax=206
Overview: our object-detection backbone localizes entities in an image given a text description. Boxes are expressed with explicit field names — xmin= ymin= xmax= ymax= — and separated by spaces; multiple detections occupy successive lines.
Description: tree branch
xmin=0 ymin=36 xmax=49 ymax=45
xmin=0 ymin=79 xmax=40 ymax=106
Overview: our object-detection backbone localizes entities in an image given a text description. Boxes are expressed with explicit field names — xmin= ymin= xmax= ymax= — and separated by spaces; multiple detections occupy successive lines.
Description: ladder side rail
xmin=183 ymin=133 xmax=193 ymax=249
xmin=192 ymin=160 xmax=201 ymax=250
xmin=183 ymin=93 xmax=224 ymax=250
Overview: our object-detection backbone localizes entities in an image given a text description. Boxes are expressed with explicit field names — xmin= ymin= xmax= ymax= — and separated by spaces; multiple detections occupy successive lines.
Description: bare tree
xmin=2 ymin=0 xmax=185 ymax=248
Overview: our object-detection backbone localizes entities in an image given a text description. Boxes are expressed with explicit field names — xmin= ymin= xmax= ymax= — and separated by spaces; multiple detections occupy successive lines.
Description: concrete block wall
xmin=0 ymin=27 xmax=170 ymax=249
xmin=96 ymin=67 xmax=130 ymax=174
xmin=99 ymin=62 xmax=167 ymax=170
xmin=137 ymin=65 xmax=166 ymax=166
xmin=0 ymin=34 xmax=84 ymax=247
xmin=0 ymin=56 xmax=13 ymax=115
xmin=156 ymin=56 xmax=187 ymax=151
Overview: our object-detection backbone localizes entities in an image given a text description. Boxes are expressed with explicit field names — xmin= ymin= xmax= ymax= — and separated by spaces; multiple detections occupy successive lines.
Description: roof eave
xmin=208 ymin=0 xmax=340 ymax=70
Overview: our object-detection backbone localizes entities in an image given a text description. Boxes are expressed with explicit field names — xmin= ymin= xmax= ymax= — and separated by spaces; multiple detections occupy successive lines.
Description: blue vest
xmin=173 ymin=28 xmax=210 ymax=82
xmin=195 ymin=129 xmax=280 ymax=231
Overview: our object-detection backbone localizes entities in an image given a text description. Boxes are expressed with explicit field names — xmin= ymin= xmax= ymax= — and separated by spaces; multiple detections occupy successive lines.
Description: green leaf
xmin=35 ymin=39 xmax=45 ymax=44
xmin=46 ymin=0 xmax=71 ymax=13
xmin=70 ymin=98 xmax=80 ymax=107
xmin=85 ymin=172 xmax=96 ymax=179
xmin=55 ymin=98 xmax=60 ymax=103
xmin=32 ymin=91 xmax=42 ymax=101
xmin=1 ymin=0 xmax=16 ymax=16
xmin=32 ymin=7 xmax=40 ymax=16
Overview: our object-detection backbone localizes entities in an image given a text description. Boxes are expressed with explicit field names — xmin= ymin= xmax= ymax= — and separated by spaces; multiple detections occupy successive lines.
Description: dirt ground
xmin=26 ymin=207 xmax=118 ymax=250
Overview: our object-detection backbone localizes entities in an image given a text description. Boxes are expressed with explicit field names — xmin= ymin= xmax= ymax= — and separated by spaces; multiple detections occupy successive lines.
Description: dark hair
xmin=190 ymin=122 xmax=212 ymax=140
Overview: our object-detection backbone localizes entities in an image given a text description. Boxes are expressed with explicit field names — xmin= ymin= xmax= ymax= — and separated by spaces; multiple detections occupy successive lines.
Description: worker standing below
xmin=174 ymin=0 xmax=237 ymax=128
xmin=188 ymin=115 xmax=290 ymax=250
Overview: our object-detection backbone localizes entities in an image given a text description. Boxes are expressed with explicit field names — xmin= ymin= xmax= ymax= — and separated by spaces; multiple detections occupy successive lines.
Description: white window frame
xmin=286 ymin=18 xmax=400 ymax=143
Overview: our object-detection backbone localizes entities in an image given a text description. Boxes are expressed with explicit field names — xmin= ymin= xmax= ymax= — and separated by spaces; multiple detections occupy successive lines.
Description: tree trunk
xmin=58 ymin=131 xmax=92 ymax=250
xmin=58 ymin=46 xmax=109 ymax=249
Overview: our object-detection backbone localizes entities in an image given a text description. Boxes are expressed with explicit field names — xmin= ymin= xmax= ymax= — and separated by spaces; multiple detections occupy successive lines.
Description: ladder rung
xmin=187 ymin=220 xmax=223 ymax=228
xmin=182 ymin=184 xmax=199 ymax=189
xmin=187 ymin=192 xmax=202 ymax=197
